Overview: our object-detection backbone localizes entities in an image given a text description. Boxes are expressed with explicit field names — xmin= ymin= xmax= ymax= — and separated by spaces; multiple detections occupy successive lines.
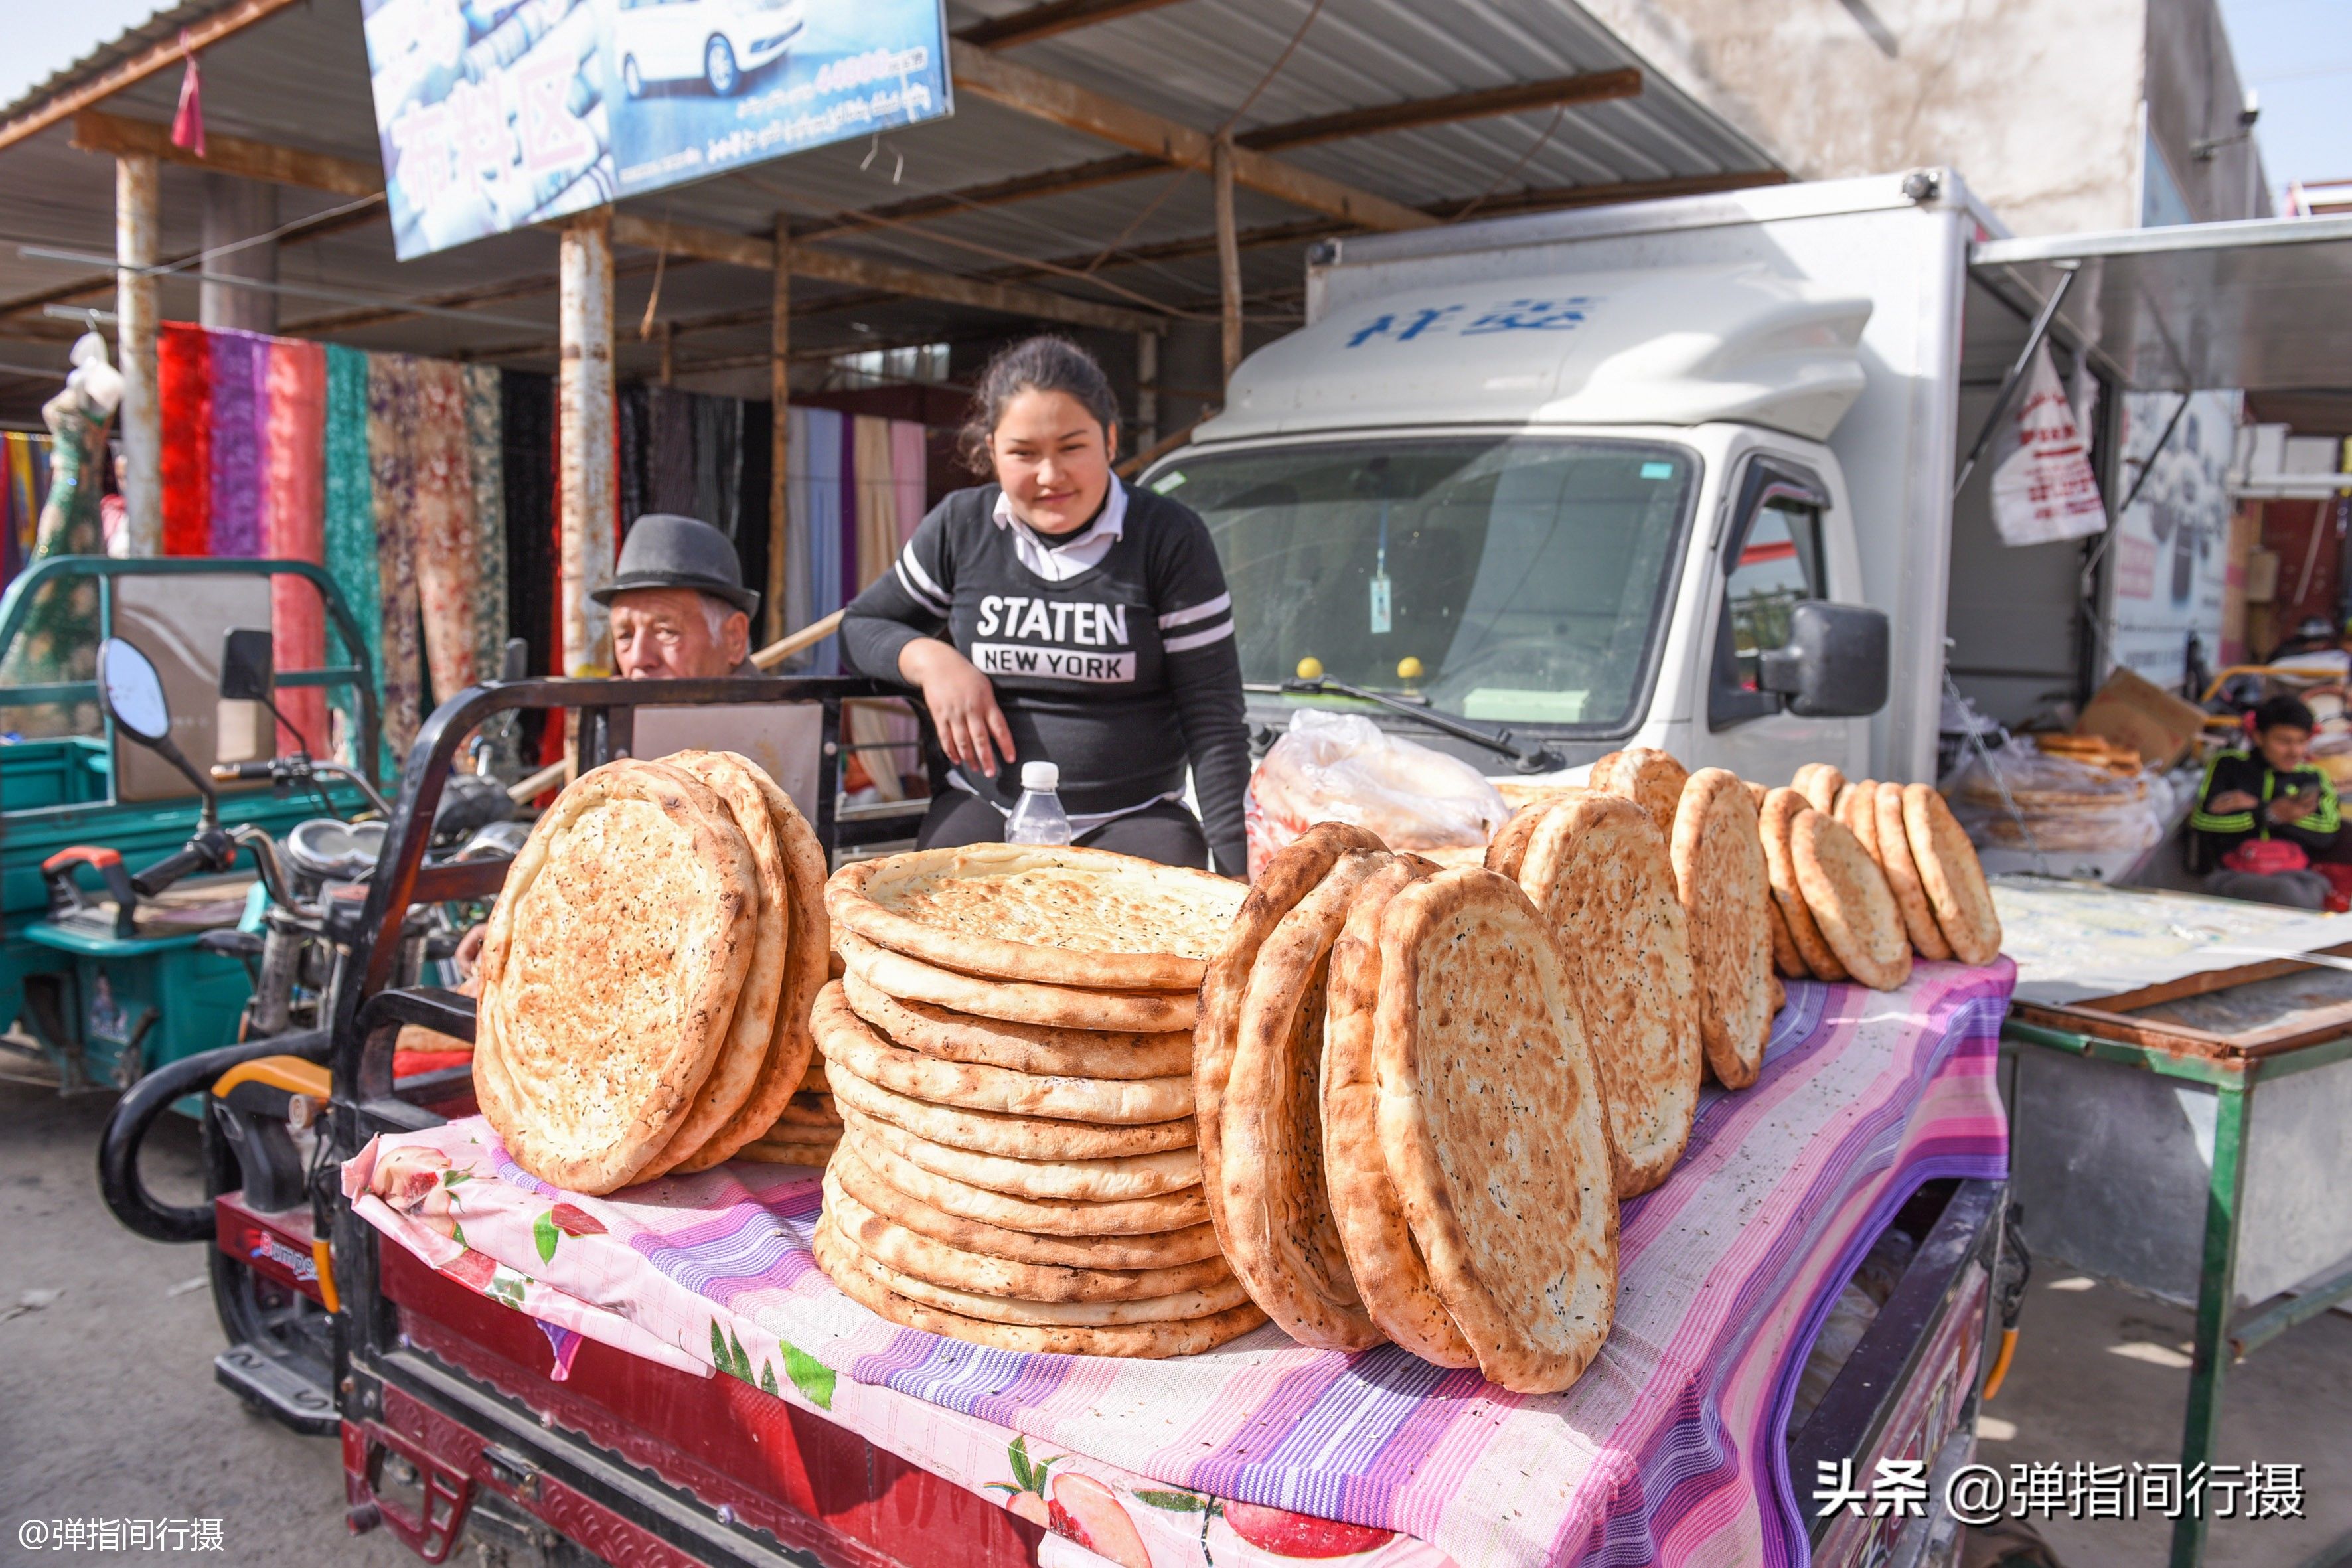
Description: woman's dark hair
xmin=959 ymin=335 xmax=1120 ymax=475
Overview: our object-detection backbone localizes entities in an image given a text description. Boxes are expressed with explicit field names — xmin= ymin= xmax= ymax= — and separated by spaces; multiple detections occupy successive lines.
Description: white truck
xmin=1145 ymin=169 xmax=2352 ymax=795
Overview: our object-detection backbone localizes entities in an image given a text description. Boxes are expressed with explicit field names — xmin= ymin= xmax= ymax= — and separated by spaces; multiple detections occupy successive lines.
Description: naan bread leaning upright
xmin=475 ymin=760 xmax=757 ymax=1193
xmin=1517 ymin=793 xmax=1701 ymax=1196
xmin=1590 ymin=748 xmax=1690 ymax=834
xmin=1670 ymin=768 xmax=1776 ymax=1090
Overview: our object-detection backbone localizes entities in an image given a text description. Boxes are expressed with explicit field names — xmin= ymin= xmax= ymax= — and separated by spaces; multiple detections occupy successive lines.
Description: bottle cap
xmin=1020 ymin=761 xmax=1059 ymax=792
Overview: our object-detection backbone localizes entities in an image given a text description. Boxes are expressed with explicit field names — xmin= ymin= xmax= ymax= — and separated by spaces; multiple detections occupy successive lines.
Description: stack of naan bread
xmin=473 ymin=753 xmax=830 ymax=1194
xmin=1760 ymin=762 xmax=2001 ymax=977
xmin=1194 ymin=824 xmax=1631 ymax=1393
xmin=811 ymin=845 xmax=1265 ymax=1357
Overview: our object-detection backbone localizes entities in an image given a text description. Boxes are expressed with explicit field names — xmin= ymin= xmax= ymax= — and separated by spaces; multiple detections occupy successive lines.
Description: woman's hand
xmin=900 ymin=638 xmax=1016 ymax=779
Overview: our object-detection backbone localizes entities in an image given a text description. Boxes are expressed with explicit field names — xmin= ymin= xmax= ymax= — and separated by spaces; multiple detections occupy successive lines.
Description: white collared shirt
xmin=990 ymin=475 xmax=1129 ymax=583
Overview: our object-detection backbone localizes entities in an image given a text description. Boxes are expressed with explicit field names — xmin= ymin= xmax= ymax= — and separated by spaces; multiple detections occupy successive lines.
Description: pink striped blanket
xmin=346 ymin=961 xmax=2012 ymax=1568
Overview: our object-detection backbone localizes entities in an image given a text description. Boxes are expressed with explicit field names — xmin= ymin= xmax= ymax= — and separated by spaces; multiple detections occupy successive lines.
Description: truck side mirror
xmin=1757 ymin=601 xmax=1889 ymax=718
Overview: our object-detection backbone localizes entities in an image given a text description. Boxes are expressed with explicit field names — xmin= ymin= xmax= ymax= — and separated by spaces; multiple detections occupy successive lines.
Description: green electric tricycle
xmin=0 ymin=556 xmax=382 ymax=1093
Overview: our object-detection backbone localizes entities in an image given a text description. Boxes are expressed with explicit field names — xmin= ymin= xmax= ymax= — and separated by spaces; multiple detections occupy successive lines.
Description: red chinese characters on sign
xmin=1990 ymin=347 xmax=2107 ymax=547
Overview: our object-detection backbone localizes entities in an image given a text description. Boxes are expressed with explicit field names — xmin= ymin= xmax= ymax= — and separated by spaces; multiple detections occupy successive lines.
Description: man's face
xmin=609 ymin=588 xmax=748 ymax=679
xmin=2259 ymin=724 xmax=2312 ymax=773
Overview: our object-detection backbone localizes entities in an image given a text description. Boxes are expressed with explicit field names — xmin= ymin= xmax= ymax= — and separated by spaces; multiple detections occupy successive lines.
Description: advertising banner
xmin=361 ymin=0 xmax=951 ymax=259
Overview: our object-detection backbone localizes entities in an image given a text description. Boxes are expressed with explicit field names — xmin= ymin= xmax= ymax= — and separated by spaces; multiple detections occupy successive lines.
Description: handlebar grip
xmin=210 ymin=760 xmax=280 ymax=782
xmin=130 ymin=844 xmax=213 ymax=900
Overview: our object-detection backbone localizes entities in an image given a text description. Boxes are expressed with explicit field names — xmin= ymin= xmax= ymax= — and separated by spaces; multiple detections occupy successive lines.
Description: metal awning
xmin=1972 ymin=214 xmax=2352 ymax=393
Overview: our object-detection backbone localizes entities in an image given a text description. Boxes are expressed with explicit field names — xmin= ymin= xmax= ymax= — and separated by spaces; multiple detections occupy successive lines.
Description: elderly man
xmin=592 ymin=513 xmax=761 ymax=678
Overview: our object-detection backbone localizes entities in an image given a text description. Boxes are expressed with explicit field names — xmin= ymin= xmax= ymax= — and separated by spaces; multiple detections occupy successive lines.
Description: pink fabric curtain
xmin=851 ymin=415 xmax=898 ymax=593
xmin=412 ymin=360 xmax=479 ymax=700
xmin=263 ymin=339 xmax=328 ymax=754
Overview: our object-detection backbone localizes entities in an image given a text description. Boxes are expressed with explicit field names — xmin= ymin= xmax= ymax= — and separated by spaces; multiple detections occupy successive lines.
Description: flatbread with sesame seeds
xmin=1671 ymin=769 xmax=1776 ymax=1090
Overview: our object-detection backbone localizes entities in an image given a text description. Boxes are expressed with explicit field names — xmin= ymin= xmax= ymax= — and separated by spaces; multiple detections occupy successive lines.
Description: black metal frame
xmin=323 ymin=672 xmax=886 ymax=1565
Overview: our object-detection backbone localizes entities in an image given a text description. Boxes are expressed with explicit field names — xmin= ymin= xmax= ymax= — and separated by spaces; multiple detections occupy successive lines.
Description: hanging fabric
xmin=366 ymin=354 xmax=424 ymax=765
xmin=852 ymin=414 xmax=898 ymax=593
xmin=890 ymin=419 xmax=929 ymax=545
xmin=411 ymin=359 xmax=479 ymax=704
xmin=2 ymin=433 xmax=50 ymax=589
xmin=777 ymin=403 xmax=808 ymax=649
xmin=839 ymin=414 xmax=860 ymax=609
xmin=0 ymin=360 xmax=116 ymax=729
xmin=322 ymin=345 xmax=380 ymax=772
xmin=617 ymin=382 xmax=648 ymax=533
xmin=499 ymin=370 xmax=556 ymax=763
xmin=463 ymin=365 xmax=509 ymax=695
xmin=793 ymin=405 xmax=844 ymax=676
xmin=207 ymin=328 xmax=266 ymax=558
xmin=157 ymin=322 xmax=211 ymax=557
xmin=262 ymin=337 xmax=327 ymax=754
xmin=647 ymin=384 xmax=694 ymax=518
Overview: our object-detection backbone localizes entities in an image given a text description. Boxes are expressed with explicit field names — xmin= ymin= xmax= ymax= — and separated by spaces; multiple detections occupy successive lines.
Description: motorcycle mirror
xmin=98 ymin=637 xmax=218 ymax=824
xmin=97 ymin=638 xmax=172 ymax=742
xmin=219 ymin=628 xmax=275 ymax=702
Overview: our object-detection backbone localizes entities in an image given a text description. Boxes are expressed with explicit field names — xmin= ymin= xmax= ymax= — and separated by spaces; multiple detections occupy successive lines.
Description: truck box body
xmin=1154 ymin=172 xmax=1996 ymax=786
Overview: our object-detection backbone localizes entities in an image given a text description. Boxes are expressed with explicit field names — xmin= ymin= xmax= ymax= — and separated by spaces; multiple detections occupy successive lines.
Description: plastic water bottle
xmin=1005 ymin=761 xmax=1073 ymax=846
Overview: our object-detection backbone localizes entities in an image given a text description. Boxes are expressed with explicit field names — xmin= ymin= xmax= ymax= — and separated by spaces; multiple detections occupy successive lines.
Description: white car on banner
xmin=615 ymin=0 xmax=807 ymax=99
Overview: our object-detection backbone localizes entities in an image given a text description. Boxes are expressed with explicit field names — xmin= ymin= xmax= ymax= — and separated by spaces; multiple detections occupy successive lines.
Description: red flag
xmin=170 ymin=31 xmax=205 ymax=158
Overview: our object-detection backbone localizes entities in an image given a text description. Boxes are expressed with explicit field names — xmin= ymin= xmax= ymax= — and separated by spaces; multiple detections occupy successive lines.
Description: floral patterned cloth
xmin=366 ymin=354 xmax=424 ymax=766
xmin=323 ymin=345 xmax=384 ymax=775
xmin=412 ymin=359 xmax=479 ymax=704
xmin=348 ymin=965 xmax=2013 ymax=1568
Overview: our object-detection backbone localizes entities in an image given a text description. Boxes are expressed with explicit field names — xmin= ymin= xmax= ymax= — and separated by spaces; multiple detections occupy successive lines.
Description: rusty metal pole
xmin=559 ymin=207 xmax=615 ymax=677
xmin=115 ymin=153 xmax=161 ymax=556
xmin=768 ymin=213 xmax=791 ymax=647
xmin=1212 ymin=134 xmax=1242 ymax=389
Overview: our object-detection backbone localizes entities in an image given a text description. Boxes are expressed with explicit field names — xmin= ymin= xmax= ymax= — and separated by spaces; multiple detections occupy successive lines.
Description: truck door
xmin=1703 ymin=458 xmax=1863 ymax=785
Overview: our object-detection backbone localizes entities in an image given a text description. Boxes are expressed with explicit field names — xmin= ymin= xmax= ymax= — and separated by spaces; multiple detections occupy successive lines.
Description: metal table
xmin=2003 ymin=951 xmax=2352 ymax=1568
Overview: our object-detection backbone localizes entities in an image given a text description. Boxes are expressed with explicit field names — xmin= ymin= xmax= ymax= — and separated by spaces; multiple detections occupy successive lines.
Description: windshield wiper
xmin=1279 ymin=675 xmax=1565 ymax=774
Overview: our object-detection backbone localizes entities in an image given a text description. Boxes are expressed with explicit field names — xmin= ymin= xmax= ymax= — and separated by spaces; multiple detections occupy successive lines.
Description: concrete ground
xmin=0 ymin=1076 xmax=414 ymax=1567
xmin=6 ymin=1068 xmax=2351 ymax=1568
xmin=1977 ymin=1267 xmax=2352 ymax=1568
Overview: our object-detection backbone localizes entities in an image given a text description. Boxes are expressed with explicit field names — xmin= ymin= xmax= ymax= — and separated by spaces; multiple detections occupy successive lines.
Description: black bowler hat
xmin=592 ymin=514 xmax=760 ymax=618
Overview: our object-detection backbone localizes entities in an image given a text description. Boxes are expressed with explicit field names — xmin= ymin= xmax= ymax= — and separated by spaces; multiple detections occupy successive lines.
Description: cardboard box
xmin=2077 ymin=666 xmax=2208 ymax=770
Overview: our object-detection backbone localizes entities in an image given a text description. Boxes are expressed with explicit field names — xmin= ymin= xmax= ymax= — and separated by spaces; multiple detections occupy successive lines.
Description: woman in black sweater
xmin=839 ymin=337 xmax=1249 ymax=876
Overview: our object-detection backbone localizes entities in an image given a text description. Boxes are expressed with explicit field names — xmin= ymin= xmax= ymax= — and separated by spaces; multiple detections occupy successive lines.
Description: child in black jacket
xmin=2191 ymin=695 xmax=2341 ymax=908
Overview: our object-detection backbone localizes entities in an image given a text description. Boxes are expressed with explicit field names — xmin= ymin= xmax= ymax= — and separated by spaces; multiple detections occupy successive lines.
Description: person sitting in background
xmin=2191 ymin=695 xmax=2342 ymax=909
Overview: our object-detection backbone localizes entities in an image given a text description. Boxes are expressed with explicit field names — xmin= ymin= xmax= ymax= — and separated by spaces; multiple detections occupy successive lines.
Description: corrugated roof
xmin=0 ymin=0 xmax=1782 ymax=412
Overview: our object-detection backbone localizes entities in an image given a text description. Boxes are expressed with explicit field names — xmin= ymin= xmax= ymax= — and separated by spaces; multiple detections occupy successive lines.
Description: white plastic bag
xmin=1245 ymin=711 xmax=1510 ymax=878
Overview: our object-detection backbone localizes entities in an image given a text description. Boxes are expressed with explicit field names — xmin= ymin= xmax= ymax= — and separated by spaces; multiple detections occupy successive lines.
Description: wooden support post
xmin=768 ymin=214 xmax=791 ymax=647
xmin=1212 ymin=135 xmax=1242 ymax=388
xmin=115 ymin=153 xmax=161 ymax=557
xmin=559 ymin=208 xmax=615 ymax=677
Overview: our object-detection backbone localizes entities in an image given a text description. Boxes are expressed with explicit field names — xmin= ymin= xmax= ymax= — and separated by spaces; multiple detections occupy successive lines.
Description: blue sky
xmin=2215 ymin=0 xmax=2352 ymax=203
xmin=4 ymin=0 xmax=2346 ymax=208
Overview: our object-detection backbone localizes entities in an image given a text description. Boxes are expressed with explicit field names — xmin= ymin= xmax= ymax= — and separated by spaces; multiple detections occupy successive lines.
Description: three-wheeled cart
xmin=171 ymin=670 xmax=2019 ymax=1568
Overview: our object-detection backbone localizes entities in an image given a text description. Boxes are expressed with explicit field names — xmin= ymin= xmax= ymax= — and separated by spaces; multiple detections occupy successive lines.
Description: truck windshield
xmin=1147 ymin=436 xmax=1699 ymax=730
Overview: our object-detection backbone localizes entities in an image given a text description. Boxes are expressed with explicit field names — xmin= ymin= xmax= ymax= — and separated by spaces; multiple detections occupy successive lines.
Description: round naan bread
xmin=1670 ymin=769 xmax=1776 ymax=1091
xmin=1902 ymin=783 xmax=2003 ymax=965
xmin=825 ymin=1054 xmax=1196 ymax=1160
xmin=1591 ymin=747 xmax=1689 ymax=834
xmin=1791 ymin=762 xmax=1847 ymax=817
xmin=844 ymin=1110 xmax=1202 ymax=1202
xmin=1485 ymin=795 xmax=1571 ymax=881
xmin=1518 ymin=793 xmax=1701 ymax=1198
xmin=1218 ymin=850 xmax=1387 ymax=1351
xmin=671 ymin=753 xmax=830 ymax=1174
xmin=636 ymin=753 xmax=790 ymax=1178
xmin=1195 ymin=823 xmax=1386 ymax=1262
xmin=1792 ymin=809 xmax=1913 ymax=990
xmin=846 ymin=1126 xmax=1208 ymax=1235
xmin=1873 ymin=782 xmax=1954 ymax=961
xmin=840 ymin=971 xmax=1194 ymax=1080
xmin=824 ymin=1168 xmax=1231 ymax=1303
xmin=475 ymin=760 xmax=756 ymax=1194
xmin=1373 ymin=869 xmax=1618 ymax=1395
xmin=1320 ymin=856 xmax=1476 ymax=1367
xmin=814 ymin=982 xmax=1192 ymax=1125
xmin=736 ymin=1131 xmax=841 ymax=1166
xmin=836 ymin=929 xmax=1196 ymax=1032
xmin=1765 ymin=884 xmax=1807 ymax=979
xmin=815 ymin=1216 xmax=1267 ymax=1357
xmin=1759 ymin=789 xmax=1850 ymax=984
xmin=826 ymin=844 xmax=1246 ymax=991
xmin=833 ymin=1142 xmax=1225 ymax=1269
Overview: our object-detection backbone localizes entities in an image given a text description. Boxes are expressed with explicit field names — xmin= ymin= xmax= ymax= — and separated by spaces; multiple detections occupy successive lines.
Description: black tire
xmin=705 ymin=36 xmax=740 ymax=96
